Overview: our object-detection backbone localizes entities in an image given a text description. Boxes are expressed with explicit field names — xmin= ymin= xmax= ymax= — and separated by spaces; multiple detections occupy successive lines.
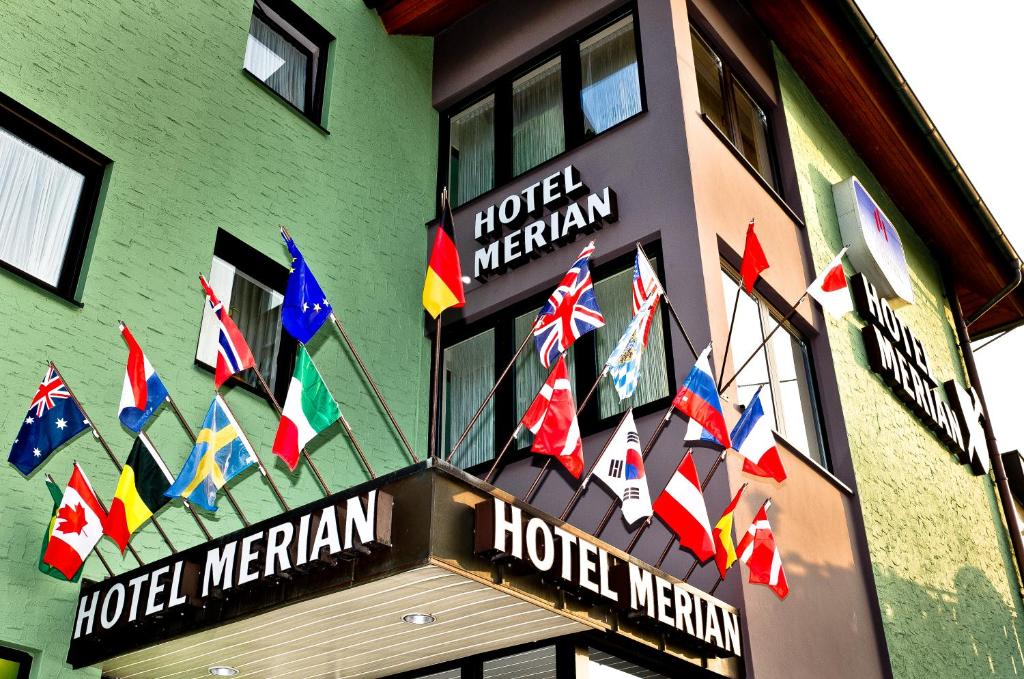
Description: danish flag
xmin=737 ymin=502 xmax=789 ymax=599
xmin=534 ymin=242 xmax=605 ymax=369
xmin=199 ymin=274 xmax=255 ymax=388
xmin=521 ymin=356 xmax=583 ymax=477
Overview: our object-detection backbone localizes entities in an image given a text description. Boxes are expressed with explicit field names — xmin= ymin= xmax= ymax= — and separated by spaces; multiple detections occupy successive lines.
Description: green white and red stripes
xmin=272 ymin=346 xmax=341 ymax=470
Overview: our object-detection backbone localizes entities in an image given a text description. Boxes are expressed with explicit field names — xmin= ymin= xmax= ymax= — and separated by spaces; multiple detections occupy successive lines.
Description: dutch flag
xmin=118 ymin=323 xmax=170 ymax=433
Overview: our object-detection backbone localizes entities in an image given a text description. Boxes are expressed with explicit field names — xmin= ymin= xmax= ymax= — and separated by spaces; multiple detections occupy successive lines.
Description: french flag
xmin=118 ymin=323 xmax=169 ymax=433
xmin=731 ymin=388 xmax=786 ymax=482
xmin=653 ymin=451 xmax=715 ymax=563
xmin=672 ymin=345 xmax=730 ymax=448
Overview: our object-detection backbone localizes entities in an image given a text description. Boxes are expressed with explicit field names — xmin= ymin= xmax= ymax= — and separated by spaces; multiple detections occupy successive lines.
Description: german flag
xmin=104 ymin=436 xmax=172 ymax=553
xmin=422 ymin=190 xmax=465 ymax=318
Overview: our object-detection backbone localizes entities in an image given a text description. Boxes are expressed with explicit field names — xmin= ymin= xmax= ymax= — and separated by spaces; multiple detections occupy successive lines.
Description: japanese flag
xmin=807 ymin=247 xmax=853 ymax=318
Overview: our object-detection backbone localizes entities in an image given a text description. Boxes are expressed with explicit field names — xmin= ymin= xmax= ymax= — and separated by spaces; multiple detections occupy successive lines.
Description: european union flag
xmin=8 ymin=366 xmax=90 ymax=476
xmin=281 ymin=230 xmax=333 ymax=344
xmin=165 ymin=395 xmax=257 ymax=511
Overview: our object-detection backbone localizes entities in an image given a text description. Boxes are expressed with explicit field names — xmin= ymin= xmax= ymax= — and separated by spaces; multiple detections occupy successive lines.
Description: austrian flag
xmin=43 ymin=463 xmax=107 ymax=580
xmin=272 ymin=347 xmax=341 ymax=471
xmin=522 ymin=357 xmax=583 ymax=478
xmin=653 ymin=451 xmax=715 ymax=563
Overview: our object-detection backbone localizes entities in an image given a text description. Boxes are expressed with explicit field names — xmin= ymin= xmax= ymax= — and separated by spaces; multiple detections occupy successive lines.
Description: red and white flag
xmin=652 ymin=451 xmax=715 ymax=562
xmin=737 ymin=502 xmax=789 ymax=599
xmin=199 ymin=274 xmax=256 ymax=388
xmin=43 ymin=463 xmax=107 ymax=580
xmin=806 ymin=247 xmax=853 ymax=318
xmin=522 ymin=356 xmax=583 ymax=478
xmin=739 ymin=219 xmax=769 ymax=293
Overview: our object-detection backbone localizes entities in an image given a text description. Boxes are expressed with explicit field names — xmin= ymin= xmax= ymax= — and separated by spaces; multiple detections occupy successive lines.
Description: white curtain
xmin=0 ymin=127 xmax=84 ymax=286
xmin=449 ymin=96 xmax=495 ymax=206
xmin=580 ymin=16 xmax=642 ymax=136
xmin=231 ymin=268 xmax=284 ymax=390
xmin=245 ymin=15 xmax=308 ymax=111
xmin=512 ymin=58 xmax=564 ymax=176
xmin=443 ymin=329 xmax=495 ymax=468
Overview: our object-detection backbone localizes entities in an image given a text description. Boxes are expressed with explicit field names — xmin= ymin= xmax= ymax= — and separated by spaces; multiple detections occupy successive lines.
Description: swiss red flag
xmin=737 ymin=503 xmax=789 ymax=599
xmin=806 ymin=247 xmax=853 ymax=318
xmin=652 ymin=451 xmax=715 ymax=562
xmin=43 ymin=464 xmax=107 ymax=580
xmin=521 ymin=356 xmax=583 ymax=477
xmin=740 ymin=220 xmax=769 ymax=293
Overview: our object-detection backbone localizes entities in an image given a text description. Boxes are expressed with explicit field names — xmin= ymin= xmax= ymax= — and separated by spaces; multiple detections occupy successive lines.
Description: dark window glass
xmin=482 ymin=646 xmax=556 ymax=679
xmin=449 ymin=95 xmax=495 ymax=206
xmin=513 ymin=58 xmax=565 ymax=176
xmin=731 ymin=82 xmax=774 ymax=183
xmin=0 ymin=646 xmax=32 ymax=679
xmin=691 ymin=31 xmax=727 ymax=132
xmin=588 ymin=647 xmax=670 ymax=678
xmin=580 ymin=15 xmax=642 ymax=137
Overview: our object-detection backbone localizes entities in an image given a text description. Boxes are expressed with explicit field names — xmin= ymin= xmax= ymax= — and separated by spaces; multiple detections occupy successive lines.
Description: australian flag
xmin=534 ymin=242 xmax=606 ymax=369
xmin=8 ymin=366 xmax=90 ymax=476
xmin=281 ymin=230 xmax=333 ymax=344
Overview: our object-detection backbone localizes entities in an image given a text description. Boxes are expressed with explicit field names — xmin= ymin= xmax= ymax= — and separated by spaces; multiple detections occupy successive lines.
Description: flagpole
xmin=162 ymin=393 xmax=250 ymax=527
xmin=558 ymin=410 xmax=631 ymax=520
xmin=138 ymin=432 xmax=213 ymax=542
xmin=694 ymin=497 xmax=771 ymax=583
xmin=46 ymin=473 xmax=115 ymax=579
xmin=717 ymin=285 xmax=743 ymax=389
xmin=49 ymin=363 xmax=158 ymax=564
xmin=216 ymin=394 xmax=290 ymax=513
xmin=636 ymin=243 xmax=698 ymax=359
xmin=430 ymin=313 xmax=442 ymax=460
xmin=447 ymin=320 xmax=538 ymax=465
xmin=719 ymin=292 xmax=807 ymax=393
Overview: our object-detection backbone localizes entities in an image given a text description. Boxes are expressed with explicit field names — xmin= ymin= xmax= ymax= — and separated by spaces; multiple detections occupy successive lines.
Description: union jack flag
xmin=534 ymin=242 xmax=605 ymax=369
xmin=31 ymin=367 xmax=73 ymax=417
xmin=632 ymin=246 xmax=663 ymax=345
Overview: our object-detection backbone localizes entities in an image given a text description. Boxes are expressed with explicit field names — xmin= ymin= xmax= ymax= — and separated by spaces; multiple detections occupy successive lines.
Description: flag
xmin=740 ymin=220 xmax=769 ymax=293
xmin=589 ymin=410 xmax=652 ymax=525
xmin=731 ymin=388 xmax=787 ymax=482
xmin=652 ymin=451 xmax=715 ymax=562
xmin=165 ymin=395 xmax=257 ymax=511
xmin=422 ymin=193 xmax=465 ymax=319
xmin=534 ymin=242 xmax=605 ymax=369
xmin=281 ymin=230 xmax=334 ymax=343
xmin=807 ymin=247 xmax=853 ymax=318
xmin=272 ymin=346 xmax=341 ymax=471
xmin=632 ymin=246 xmax=663 ymax=343
xmin=605 ymin=296 xmax=657 ymax=400
xmin=104 ymin=436 xmax=173 ymax=553
xmin=672 ymin=345 xmax=731 ymax=448
xmin=117 ymin=323 xmax=170 ymax=433
xmin=8 ymin=366 xmax=90 ymax=476
xmin=43 ymin=464 xmax=107 ymax=580
xmin=713 ymin=484 xmax=746 ymax=578
xmin=737 ymin=503 xmax=789 ymax=599
xmin=199 ymin=274 xmax=256 ymax=388
xmin=521 ymin=356 xmax=583 ymax=478
xmin=40 ymin=478 xmax=83 ymax=582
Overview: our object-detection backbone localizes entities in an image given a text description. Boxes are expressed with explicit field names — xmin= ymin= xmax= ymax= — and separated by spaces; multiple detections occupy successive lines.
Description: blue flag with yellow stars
xmin=281 ymin=230 xmax=333 ymax=344
xmin=164 ymin=395 xmax=257 ymax=511
xmin=8 ymin=366 xmax=90 ymax=476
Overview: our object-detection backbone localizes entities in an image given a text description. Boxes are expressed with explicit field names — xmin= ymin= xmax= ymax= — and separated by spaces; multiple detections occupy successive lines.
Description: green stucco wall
xmin=776 ymin=50 xmax=1024 ymax=678
xmin=0 ymin=1 xmax=436 ymax=676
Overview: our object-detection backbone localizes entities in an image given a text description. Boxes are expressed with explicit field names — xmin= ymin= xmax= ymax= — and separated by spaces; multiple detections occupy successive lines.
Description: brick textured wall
xmin=0 ymin=0 xmax=435 ymax=675
xmin=777 ymin=50 xmax=1024 ymax=678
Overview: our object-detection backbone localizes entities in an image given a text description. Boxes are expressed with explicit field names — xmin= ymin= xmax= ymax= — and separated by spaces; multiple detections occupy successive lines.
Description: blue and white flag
xmin=604 ymin=296 xmax=657 ymax=400
xmin=281 ymin=230 xmax=333 ymax=344
xmin=8 ymin=366 xmax=90 ymax=476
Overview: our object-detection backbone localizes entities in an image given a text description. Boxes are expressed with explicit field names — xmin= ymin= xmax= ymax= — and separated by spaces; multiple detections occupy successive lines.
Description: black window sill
xmin=242 ymin=69 xmax=330 ymax=135
xmin=698 ymin=112 xmax=804 ymax=228
xmin=772 ymin=429 xmax=853 ymax=495
xmin=0 ymin=259 xmax=85 ymax=308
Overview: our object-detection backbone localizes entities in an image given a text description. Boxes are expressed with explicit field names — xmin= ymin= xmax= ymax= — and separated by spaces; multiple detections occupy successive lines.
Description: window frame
xmin=194 ymin=228 xmax=298 ymax=404
xmin=0 ymin=91 xmax=111 ymax=303
xmin=0 ymin=645 xmax=32 ymax=679
xmin=243 ymin=0 xmax=335 ymax=127
xmin=440 ymin=243 xmax=676 ymax=474
xmin=438 ymin=4 xmax=647 ymax=209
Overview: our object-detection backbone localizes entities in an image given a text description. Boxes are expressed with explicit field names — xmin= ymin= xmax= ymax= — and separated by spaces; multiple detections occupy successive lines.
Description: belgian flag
xmin=422 ymin=189 xmax=465 ymax=318
xmin=104 ymin=436 xmax=173 ymax=553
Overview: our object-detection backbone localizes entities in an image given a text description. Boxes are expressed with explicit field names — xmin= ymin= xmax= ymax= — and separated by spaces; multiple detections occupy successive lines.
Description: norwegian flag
xmin=737 ymin=502 xmax=789 ymax=599
xmin=199 ymin=274 xmax=256 ymax=388
xmin=632 ymin=246 xmax=663 ymax=344
xmin=534 ymin=242 xmax=605 ymax=369
xmin=521 ymin=356 xmax=583 ymax=478
xmin=652 ymin=451 xmax=715 ymax=563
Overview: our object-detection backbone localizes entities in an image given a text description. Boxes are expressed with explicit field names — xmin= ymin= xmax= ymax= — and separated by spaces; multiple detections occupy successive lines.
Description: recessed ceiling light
xmin=209 ymin=667 xmax=239 ymax=677
xmin=402 ymin=612 xmax=436 ymax=625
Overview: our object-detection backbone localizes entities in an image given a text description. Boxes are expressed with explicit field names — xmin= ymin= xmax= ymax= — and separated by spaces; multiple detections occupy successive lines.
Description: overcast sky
xmin=855 ymin=0 xmax=1024 ymax=453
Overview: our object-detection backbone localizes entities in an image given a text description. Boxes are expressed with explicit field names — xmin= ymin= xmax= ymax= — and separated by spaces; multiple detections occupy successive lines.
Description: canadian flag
xmin=737 ymin=502 xmax=789 ymax=599
xmin=652 ymin=451 xmax=715 ymax=562
xmin=43 ymin=463 xmax=107 ymax=580
xmin=522 ymin=356 xmax=583 ymax=478
xmin=806 ymin=247 xmax=853 ymax=318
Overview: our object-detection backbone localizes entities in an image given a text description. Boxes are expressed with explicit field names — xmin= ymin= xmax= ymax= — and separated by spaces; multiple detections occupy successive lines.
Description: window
xmin=0 ymin=92 xmax=109 ymax=300
xmin=443 ymin=10 xmax=644 ymax=207
xmin=243 ymin=0 xmax=334 ymax=124
xmin=196 ymin=229 xmax=297 ymax=403
xmin=720 ymin=269 xmax=827 ymax=467
xmin=0 ymin=646 xmax=32 ymax=679
xmin=587 ymin=647 xmax=669 ymax=678
xmin=442 ymin=252 xmax=671 ymax=470
xmin=483 ymin=646 xmax=556 ymax=678
xmin=691 ymin=29 xmax=777 ymax=188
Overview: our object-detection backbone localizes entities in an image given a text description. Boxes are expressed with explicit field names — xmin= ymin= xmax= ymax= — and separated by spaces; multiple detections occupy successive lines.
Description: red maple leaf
xmin=56 ymin=503 xmax=89 ymax=535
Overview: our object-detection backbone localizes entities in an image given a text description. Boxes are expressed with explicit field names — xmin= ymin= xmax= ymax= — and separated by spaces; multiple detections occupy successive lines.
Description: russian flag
xmin=731 ymin=388 xmax=786 ymax=482
xmin=672 ymin=345 xmax=730 ymax=448
xmin=118 ymin=323 xmax=169 ymax=433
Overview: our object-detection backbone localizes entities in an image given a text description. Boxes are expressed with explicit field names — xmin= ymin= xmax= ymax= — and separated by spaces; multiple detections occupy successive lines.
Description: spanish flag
xmin=104 ymin=436 xmax=173 ymax=553
xmin=713 ymin=484 xmax=747 ymax=578
xmin=422 ymin=190 xmax=465 ymax=318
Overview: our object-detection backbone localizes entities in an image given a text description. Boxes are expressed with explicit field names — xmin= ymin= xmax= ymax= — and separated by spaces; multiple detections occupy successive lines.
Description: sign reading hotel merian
xmin=475 ymin=498 xmax=742 ymax=658
xmin=471 ymin=164 xmax=618 ymax=280
xmin=851 ymin=274 xmax=991 ymax=474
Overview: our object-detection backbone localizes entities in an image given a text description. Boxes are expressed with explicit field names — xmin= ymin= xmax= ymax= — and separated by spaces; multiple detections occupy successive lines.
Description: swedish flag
xmin=165 ymin=395 xmax=257 ymax=511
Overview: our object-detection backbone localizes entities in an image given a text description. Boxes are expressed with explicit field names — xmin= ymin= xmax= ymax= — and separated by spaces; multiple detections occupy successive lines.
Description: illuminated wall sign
xmin=472 ymin=164 xmax=618 ymax=280
xmin=834 ymin=177 xmax=914 ymax=306
xmin=475 ymin=498 xmax=742 ymax=658
xmin=852 ymin=274 xmax=991 ymax=474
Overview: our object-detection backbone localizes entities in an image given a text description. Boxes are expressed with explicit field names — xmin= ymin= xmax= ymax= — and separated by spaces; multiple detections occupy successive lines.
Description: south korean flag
xmin=589 ymin=409 xmax=653 ymax=525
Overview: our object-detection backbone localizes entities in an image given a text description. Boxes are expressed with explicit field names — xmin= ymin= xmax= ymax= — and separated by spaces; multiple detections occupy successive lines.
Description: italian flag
xmin=272 ymin=346 xmax=341 ymax=470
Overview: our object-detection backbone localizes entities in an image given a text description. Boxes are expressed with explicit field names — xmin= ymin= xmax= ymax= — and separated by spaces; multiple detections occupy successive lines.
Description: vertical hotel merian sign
xmin=472 ymin=164 xmax=618 ymax=280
